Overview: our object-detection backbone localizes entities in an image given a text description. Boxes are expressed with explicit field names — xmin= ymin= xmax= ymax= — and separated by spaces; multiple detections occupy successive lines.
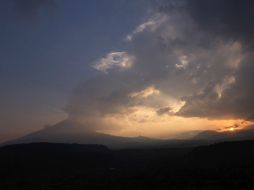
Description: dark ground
xmin=1 ymin=141 xmax=254 ymax=190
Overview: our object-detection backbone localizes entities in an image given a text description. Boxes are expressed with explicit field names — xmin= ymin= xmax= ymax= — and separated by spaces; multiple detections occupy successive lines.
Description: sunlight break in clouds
xmin=129 ymin=86 xmax=160 ymax=98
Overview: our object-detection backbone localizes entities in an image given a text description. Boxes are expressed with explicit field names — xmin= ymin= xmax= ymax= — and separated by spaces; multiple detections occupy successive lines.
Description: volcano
xmin=3 ymin=120 xmax=173 ymax=149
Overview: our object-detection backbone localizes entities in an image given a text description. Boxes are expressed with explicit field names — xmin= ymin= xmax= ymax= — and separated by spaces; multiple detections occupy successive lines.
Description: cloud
xmin=155 ymin=0 xmax=254 ymax=120
xmin=129 ymin=86 xmax=160 ymax=98
xmin=214 ymin=75 xmax=236 ymax=99
xmin=125 ymin=13 xmax=168 ymax=41
xmin=93 ymin=52 xmax=134 ymax=73
xmin=184 ymin=0 xmax=254 ymax=49
xmin=156 ymin=106 xmax=172 ymax=115
xmin=175 ymin=55 xmax=189 ymax=69
xmin=65 ymin=0 xmax=254 ymax=136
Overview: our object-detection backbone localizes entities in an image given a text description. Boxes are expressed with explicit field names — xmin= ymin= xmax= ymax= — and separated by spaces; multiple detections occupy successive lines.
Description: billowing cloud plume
xmin=65 ymin=0 xmax=254 ymax=135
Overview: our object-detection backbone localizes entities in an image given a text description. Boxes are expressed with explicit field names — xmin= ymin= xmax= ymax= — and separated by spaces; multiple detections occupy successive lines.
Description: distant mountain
xmin=6 ymin=119 xmax=254 ymax=149
xmin=194 ymin=126 xmax=254 ymax=142
xmin=3 ymin=120 xmax=212 ymax=149
xmin=3 ymin=120 xmax=177 ymax=149
xmin=194 ymin=130 xmax=223 ymax=140
xmin=189 ymin=140 xmax=254 ymax=168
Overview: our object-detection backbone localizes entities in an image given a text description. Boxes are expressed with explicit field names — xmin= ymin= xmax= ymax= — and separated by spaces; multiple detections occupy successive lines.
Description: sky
xmin=1 ymin=0 xmax=254 ymax=142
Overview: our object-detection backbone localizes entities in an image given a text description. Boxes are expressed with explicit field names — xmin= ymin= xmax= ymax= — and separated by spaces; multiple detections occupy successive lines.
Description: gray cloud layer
xmin=165 ymin=0 xmax=254 ymax=120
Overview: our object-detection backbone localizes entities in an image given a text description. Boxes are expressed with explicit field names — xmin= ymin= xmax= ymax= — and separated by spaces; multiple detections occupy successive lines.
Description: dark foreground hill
xmin=1 ymin=141 xmax=254 ymax=190
xmin=0 ymin=143 xmax=111 ymax=169
xmin=189 ymin=140 xmax=254 ymax=168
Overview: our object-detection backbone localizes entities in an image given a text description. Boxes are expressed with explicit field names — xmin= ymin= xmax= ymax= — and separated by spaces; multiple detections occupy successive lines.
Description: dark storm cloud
xmin=179 ymin=53 xmax=254 ymax=120
xmin=185 ymin=0 xmax=254 ymax=49
xmin=154 ymin=0 xmax=254 ymax=120
xmin=160 ymin=0 xmax=254 ymax=48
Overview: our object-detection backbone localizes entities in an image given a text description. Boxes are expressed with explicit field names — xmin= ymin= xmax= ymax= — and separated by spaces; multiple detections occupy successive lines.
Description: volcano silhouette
xmin=4 ymin=120 xmax=171 ymax=148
